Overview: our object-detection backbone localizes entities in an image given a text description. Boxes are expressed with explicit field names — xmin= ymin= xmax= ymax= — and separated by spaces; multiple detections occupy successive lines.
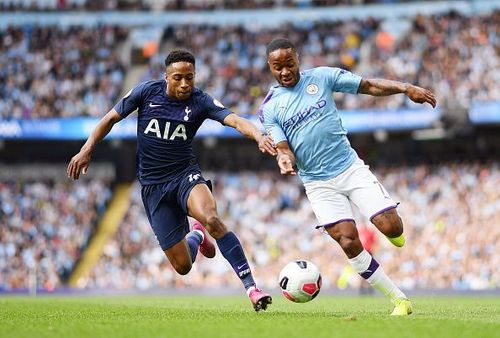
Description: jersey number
xmin=189 ymin=174 xmax=201 ymax=182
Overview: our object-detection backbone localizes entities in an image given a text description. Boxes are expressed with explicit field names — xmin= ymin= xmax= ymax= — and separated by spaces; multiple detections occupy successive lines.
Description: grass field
xmin=1 ymin=295 xmax=499 ymax=338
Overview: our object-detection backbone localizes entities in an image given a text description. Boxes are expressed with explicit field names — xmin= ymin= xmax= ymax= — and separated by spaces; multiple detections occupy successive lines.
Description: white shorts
xmin=303 ymin=158 xmax=397 ymax=227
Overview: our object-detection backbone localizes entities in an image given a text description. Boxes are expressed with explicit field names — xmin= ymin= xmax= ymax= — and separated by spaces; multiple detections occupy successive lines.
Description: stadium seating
xmin=83 ymin=163 xmax=499 ymax=290
xmin=350 ymin=11 xmax=500 ymax=110
xmin=4 ymin=11 xmax=498 ymax=119
xmin=0 ymin=179 xmax=112 ymax=290
xmin=145 ymin=19 xmax=379 ymax=115
xmin=0 ymin=0 xmax=433 ymax=12
xmin=0 ymin=26 xmax=128 ymax=119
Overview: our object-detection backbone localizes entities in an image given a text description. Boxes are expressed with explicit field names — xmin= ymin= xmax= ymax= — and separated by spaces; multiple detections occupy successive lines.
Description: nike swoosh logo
xmin=237 ymin=264 xmax=247 ymax=270
xmin=149 ymin=103 xmax=161 ymax=107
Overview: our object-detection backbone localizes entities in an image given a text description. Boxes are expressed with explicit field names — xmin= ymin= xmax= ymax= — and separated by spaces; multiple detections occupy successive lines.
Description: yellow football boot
xmin=391 ymin=298 xmax=413 ymax=316
xmin=387 ymin=234 xmax=406 ymax=247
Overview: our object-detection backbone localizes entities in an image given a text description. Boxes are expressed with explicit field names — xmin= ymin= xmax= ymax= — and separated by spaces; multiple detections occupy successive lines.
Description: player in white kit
xmin=259 ymin=38 xmax=437 ymax=316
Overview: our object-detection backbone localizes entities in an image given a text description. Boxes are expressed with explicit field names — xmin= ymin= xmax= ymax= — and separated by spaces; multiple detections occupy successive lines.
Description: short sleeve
xmin=114 ymin=83 xmax=145 ymax=118
xmin=321 ymin=67 xmax=362 ymax=94
xmin=201 ymin=93 xmax=232 ymax=123
xmin=261 ymin=104 xmax=287 ymax=145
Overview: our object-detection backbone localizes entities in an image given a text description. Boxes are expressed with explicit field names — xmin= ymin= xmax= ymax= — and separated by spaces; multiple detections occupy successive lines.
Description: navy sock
xmin=186 ymin=231 xmax=203 ymax=263
xmin=216 ymin=232 xmax=255 ymax=290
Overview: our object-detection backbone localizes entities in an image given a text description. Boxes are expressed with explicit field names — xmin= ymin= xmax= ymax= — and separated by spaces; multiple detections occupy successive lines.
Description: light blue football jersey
xmin=259 ymin=67 xmax=362 ymax=183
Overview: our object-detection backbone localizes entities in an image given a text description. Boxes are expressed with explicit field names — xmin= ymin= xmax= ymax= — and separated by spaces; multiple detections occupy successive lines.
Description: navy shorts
xmin=141 ymin=167 xmax=210 ymax=251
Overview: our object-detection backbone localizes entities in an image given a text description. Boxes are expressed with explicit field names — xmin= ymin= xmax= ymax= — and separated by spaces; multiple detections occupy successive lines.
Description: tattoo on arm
xmin=358 ymin=78 xmax=410 ymax=96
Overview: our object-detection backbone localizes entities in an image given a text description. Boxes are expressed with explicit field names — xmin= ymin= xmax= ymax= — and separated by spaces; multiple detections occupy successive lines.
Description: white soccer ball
xmin=278 ymin=260 xmax=322 ymax=303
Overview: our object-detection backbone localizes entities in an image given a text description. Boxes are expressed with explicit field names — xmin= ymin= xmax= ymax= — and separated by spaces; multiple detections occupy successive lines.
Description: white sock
xmin=349 ymin=249 xmax=406 ymax=304
xmin=193 ymin=229 xmax=204 ymax=242
xmin=348 ymin=249 xmax=372 ymax=272
xmin=367 ymin=268 xmax=406 ymax=304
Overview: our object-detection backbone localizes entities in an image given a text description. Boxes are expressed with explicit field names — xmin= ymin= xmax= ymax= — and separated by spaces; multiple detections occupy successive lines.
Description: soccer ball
xmin=278 ymin=260 xmax=322 ymax=303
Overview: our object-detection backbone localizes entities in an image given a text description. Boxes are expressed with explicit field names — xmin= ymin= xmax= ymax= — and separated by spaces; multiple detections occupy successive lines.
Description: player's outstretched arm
xmin=223 ymin=113 xmax=277 ymax=156
xmin=67 ymin=109 xmax=122 ymax=180
xmin=358 ymin=78 xmax=437 ymax=108
xmin=276 ymin=141 xmax=297 ymax=176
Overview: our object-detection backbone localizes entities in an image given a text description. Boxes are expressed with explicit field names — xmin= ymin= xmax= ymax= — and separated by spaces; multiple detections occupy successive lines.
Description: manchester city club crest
xmin=306 ymin=84 xmax=319 ymax=95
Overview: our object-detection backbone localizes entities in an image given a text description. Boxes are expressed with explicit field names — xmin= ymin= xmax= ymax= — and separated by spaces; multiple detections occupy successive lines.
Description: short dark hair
xmin=266 ymin=38 xmax=297 ymax=56
xmin=165 ymin=50 xmax=196 ymax=67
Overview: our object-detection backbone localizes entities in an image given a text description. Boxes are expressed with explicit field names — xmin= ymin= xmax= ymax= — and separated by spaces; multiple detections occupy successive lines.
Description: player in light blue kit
xmin=260 ymin=38 xmax=437 ymax=316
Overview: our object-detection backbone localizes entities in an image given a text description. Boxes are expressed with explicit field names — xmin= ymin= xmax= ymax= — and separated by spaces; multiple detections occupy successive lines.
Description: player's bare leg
xmin=163 ymin=239 xmax=193 ymax=275
xmin=187 ymin=184 xmax=272 ymax=311
xmin=324 ymin=220 xmax=364 ymax=258
xmin=324 ymin=220 xmax=411 ymax=315
xmin=371 ymin=208 xmax=406 ymax=247
xmin=162 ymin=220 xmax=216 ymax=274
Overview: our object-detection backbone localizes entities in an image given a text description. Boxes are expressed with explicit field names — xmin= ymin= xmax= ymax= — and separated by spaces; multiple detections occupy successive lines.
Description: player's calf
xmin=163 ymin=241 xmax=194 ymax=275
xmin=371 ymin=209 xmax=405 ymax=247
xmin=324 ymin=220 xmax=364 ymax=258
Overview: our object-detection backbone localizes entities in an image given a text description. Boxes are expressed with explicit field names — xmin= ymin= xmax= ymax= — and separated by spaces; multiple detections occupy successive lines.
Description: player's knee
xmin=204 ymin=215 xmax=227 ymax=238
xmin=386 ymin=215 xmax=403 ymax=237
xmin=373 ymin=211 xmax=403 ymax=237
xmin=392 ymin=221 xmax=403 ymax=237
xmin=339 ymin=236 xmax=363 ymax=258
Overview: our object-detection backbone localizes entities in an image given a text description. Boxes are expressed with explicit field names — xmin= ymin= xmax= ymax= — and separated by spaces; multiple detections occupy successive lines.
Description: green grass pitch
xmin=1 ymin=295 xmax=499 ymax=338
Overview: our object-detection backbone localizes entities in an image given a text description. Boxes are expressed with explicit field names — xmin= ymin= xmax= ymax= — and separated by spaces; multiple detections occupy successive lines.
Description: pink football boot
xmin=192 ymin=221 xmax=216 ymax=258
xmin=248 ymin=287 xmax=272 ymax=312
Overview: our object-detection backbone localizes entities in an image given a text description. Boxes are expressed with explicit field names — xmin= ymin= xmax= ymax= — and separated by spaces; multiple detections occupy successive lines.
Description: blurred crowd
xmin=152 ymin=10 xmax=500 ymax=114
xmin=142 ymin=18 xmax=379 ymax=115
xmin=1 ymin=10 xmax=498 ymax=119
xmin=0 ymin=0 xmax=430 ymax=12
xmin=354 ymin=11 xmax=500 ymax=110
xmin=80 ymin=162 xmax=499 ymax=291
xmin=1 ymin=162 xmax=497 ymax=291
xmin=0 ymin=179 xmax=111 ymax=290
xmin=0 ymin=25 xmax=127 ymax=119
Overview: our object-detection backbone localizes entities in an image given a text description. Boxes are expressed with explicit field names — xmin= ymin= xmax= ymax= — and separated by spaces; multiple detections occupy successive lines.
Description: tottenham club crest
xmin=306 ymin=84 xmax=319 ymax=95
xmin=213 ymin=98 xmax=225 ymax=108
xmin=184 ymin=106 xmax=191 ymax=121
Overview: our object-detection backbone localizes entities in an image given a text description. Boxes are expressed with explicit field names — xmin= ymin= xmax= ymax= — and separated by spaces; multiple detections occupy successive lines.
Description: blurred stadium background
xmin=0 ymin=0 xmax=499 ymax=297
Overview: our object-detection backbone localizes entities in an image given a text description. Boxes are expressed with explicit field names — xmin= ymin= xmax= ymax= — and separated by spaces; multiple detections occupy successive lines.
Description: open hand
xmin=278 ymin=154 xmax=297 ymax=176
xmin=67 ymin=150 xmax=91 ymax=180
xmin=406 ymin=85 xmax=437 ymax=108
